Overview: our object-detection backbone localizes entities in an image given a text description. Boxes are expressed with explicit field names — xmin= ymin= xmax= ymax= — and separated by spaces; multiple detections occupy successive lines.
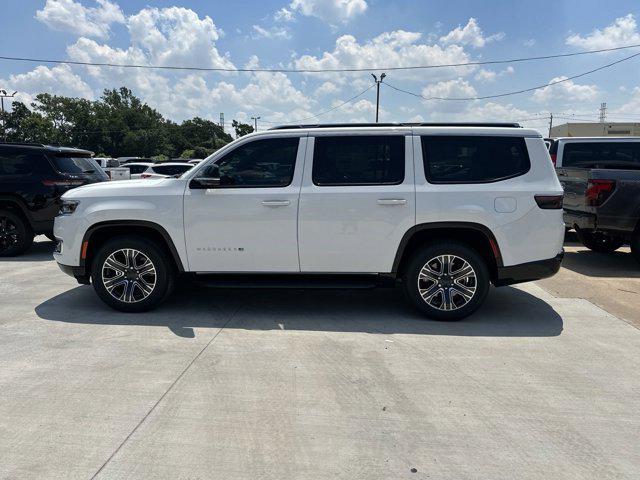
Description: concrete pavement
xmin=1 ymin=238 xmax=639 ymax=479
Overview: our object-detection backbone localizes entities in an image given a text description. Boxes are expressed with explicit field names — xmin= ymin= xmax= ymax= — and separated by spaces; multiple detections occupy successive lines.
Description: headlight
xmin=59 ymin=200 xmax=80 ymax=215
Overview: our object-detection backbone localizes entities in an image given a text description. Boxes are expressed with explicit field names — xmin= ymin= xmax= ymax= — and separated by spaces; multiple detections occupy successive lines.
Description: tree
xmin=232 ymin=119 xmax=254 ymax=138
xmin=0 ymin=87 xmax=234 ymax=157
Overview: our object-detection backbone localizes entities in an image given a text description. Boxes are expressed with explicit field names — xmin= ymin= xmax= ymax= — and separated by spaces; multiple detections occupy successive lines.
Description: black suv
xmin=0 ymin=143 xmax=108 ymax=256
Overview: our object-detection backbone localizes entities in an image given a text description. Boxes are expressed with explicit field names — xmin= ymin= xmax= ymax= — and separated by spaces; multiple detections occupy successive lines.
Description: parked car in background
xmin=0 ymin=142 xmax=108 ymax=256
xmin=54 ymin=123 xmax=564 ymax=319
xmin=554 ymin=137 xmax=640 ymax=262
xmin=92 ymin=157 xmax=120 ymax=169
xmin=139 ymin=162 xmax=194 ymax=179
xmin=188 ymin=159 xmax=204 ymax=166
xmin=121 ymin=162 xmax=154 ymax=179
xmin=116 ymin=157 xmax=141 ymax=164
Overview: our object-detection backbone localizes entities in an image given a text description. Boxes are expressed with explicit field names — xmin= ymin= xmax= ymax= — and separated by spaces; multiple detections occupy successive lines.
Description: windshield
xmin=49 ymin=155 xmax=98 ymax=174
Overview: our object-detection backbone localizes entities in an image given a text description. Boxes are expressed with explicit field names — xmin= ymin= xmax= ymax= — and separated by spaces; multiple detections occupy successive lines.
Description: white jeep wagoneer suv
xmin=53 ymin=123 xmax=564 ymax=320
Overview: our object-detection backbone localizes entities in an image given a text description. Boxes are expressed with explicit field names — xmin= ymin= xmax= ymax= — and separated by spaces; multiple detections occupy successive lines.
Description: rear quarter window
xmin=421 ymin=136 xmax=530 ymax=184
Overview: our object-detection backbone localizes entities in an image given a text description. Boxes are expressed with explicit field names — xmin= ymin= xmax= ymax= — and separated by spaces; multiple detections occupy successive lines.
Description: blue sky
xmin=2 ymin=0 xmax=640 ymax=133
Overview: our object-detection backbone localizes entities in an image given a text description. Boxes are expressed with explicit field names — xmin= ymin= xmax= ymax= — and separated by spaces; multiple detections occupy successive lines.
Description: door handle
xmin=377 ymin=198 xmax=407 ymax=205
xmin=261 ymin=200 xmax=291 ymax=207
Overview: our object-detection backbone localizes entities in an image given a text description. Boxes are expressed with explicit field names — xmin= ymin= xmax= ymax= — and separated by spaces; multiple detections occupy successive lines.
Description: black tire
xmin=577 ymin=230 xmax=624 ymax=253
xmin=403 ymin=242 xmax=490 ymax=321
xmin=631 ymin=231 xmax=640 ymax=265
xmin=91 ymin=235 xmax=175 ymax=312
xmin=0 ymin=209 xmax=34 ymax=257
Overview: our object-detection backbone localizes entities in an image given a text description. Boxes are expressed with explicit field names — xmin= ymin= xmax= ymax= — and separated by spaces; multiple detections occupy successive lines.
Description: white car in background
xmin=139 ymin=162 xmax=194 ymax=179
xmin=121 ymin=162 xmax=154 ymax=179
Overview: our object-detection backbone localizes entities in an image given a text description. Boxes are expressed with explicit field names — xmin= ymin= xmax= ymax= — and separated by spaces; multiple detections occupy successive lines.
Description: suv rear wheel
xmin=0 ymin=209 xmax=34 ymax=257
xmin=91 ymin=236 xmax=175 ymax=312
xmin=577 ymin=230 xmax=624 ymax=253
xmin=403 ymin=242 xmax=490 ymax=321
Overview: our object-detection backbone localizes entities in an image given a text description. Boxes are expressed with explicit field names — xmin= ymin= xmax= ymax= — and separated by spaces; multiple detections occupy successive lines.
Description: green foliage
xmin=232 ymin=119 xmax=254 ymax=137
xmin=0 ymin=87 xmax=234 ymax=157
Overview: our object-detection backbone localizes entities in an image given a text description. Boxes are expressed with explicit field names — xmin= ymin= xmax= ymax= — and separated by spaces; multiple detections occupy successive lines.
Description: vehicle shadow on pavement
xmin=0 ymin=237 xmax=55 ymax=263
xmin=35 ymin=282 xmax=563 ymax=338
xmin=562 ymin=249 xmax=639 ymax=278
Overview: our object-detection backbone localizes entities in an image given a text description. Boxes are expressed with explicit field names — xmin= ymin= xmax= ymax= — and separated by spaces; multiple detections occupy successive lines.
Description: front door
xmin=184 ymin=136 xmax=305 ymax=272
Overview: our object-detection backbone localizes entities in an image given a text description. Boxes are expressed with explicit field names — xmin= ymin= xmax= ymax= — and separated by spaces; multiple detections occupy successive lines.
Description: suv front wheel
xmin=0 ymin=209 xmax=34 ymax=257
xmin=91 ymin=236 xmax=175 ymax=312
xmin=403 ymin=242 xmax=490 ymax=321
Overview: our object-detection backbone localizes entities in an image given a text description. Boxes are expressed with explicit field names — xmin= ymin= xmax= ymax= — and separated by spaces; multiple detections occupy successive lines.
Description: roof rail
xmin=0 ymin=141 xmax=46 ymax=147
xmin=269 ymin=122 xmax=522 ymax=130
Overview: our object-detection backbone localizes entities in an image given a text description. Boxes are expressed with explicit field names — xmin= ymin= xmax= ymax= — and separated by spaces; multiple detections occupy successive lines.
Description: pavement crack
xmin=89 ymin=305 xmax=242 ymax=480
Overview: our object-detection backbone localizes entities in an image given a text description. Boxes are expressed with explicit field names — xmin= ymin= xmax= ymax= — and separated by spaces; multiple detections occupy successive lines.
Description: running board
xmin=191 ymin=273 xmax=396 ymax=289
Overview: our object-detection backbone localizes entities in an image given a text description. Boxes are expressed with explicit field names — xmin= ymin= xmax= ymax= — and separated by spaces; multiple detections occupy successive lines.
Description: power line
xmin=382 ymin=51 xmax=640 ymax=101
xmin=1 ymin=44 xmax=640 ymax=74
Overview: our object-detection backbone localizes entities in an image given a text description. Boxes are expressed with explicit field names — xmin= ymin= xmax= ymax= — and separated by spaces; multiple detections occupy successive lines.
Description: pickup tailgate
xmin=558 ymin=166 xmax=640 ymax=232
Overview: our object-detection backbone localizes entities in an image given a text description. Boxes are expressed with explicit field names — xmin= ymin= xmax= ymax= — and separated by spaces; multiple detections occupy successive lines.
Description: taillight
xmin=586 ymin=179 xmax=615 ymax=206
xmin=42 ymin=179 xmax=84 ymax=187
xmin=140 ymin=173 xmax=152 ymax=178
xmin=550 ymin=154 xmax=557 ymax=166
xmin=535 ymin=195 xmax=564 ymax=209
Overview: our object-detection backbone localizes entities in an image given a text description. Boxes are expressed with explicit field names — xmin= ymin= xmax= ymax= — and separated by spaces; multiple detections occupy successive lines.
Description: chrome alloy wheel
xmin=417 ymin=254 xmax=477 ymax=311
xmin=0 ymin=216 xmax=21 ymax=253
xmin=101 ymin=248 xmax=157 ymax=303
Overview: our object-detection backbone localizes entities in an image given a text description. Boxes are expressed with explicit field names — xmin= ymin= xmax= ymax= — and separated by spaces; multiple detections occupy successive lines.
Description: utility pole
xmin=251 ymin=116 xmax=261 ymax=132
xmin=599 ymin=102 xmax=607 ymax=123
xmin=548 ymin=113 xmax=553 ymax=138
xmin=371 ymin=73 xmax=386 ymax=123
xmin=0 ymin=90 xmax=17 ymax=141
xmin=219 ymin=113 xmax=225 ymax=132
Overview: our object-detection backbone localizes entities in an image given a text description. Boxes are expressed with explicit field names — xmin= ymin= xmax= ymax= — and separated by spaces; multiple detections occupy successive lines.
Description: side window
xmin=421 ymin=136 xmax=530 ymax=184
xmin=127 ymin=165 xmax=148 ymax=174
xmin=312 ymin=135 xmax=405 ymax=186
xmin=0 ymin=149 xmax=36 ymax=176
xmin=214 ymin=137 xmax=299 ymax=187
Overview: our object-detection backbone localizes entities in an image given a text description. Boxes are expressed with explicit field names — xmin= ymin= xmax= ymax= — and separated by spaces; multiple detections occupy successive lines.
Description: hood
xmin=61 ymin=178 xmax=184 ymax=199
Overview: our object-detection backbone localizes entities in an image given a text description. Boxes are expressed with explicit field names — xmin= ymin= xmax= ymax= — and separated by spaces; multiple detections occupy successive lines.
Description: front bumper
xmin=57 ymin=263 xmax=90 ymax=285
xmin=494 ymin=251 xmax=564 ymax=287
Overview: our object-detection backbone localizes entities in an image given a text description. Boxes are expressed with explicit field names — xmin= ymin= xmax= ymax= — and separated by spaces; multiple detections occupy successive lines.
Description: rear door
xmin=298 ymin=132 xmax=415 ymax=273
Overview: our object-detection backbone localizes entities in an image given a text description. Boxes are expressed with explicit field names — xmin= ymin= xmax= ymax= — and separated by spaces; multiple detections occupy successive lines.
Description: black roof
xmin=0 ymin=142 xmax=93 ymax=156
xmin=269 ymin=122 xmax=522 ymax=130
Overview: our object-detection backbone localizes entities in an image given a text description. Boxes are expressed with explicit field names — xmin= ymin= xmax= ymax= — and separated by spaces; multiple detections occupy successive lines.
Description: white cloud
xmin=289 ymin=0 xmax=367 ymax=23
xmin=474 ymin=66 xmax=514 ymax=82
xmin=35 ymin=0 xmax=124 ymax=39
xmin=440 ymin=18 xmax=504 ymax=48
xmin=420 ymin=78 xmax=477 ymax=113
xmin=252 ymin=24 xmax=291 ymax=40
xmin=523 ymin=38 xmax=536 ymax=47
xmin=566 ymin=14 xmax=640 ymax=50
xmin=1 ymin=64 xmax=94 ymax=106
xmin=315 ymin=81 xmax=339 ymax=96
xmin=532 ymin=76 xmax=599 ymax=104
xmin=294 ymin=30 xmax=474 ymax=82
xmin=274 ymin=7 xmax=295 ymax=22
xmin=127 ymin=7 xmax=234 ymax=69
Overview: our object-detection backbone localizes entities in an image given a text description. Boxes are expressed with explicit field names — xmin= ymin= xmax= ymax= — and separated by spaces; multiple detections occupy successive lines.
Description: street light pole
xmin=371 ymin=73 xmax=386 ymax=123
xmin=251 ymin=116 xmax=261 ymax=132
xmin=0 ymin=90 xmax=18 ymax=142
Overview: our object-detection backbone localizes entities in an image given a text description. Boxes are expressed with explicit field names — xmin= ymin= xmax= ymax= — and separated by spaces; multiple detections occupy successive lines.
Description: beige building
xmin=550 ymin=122 xmax=640 ymax=137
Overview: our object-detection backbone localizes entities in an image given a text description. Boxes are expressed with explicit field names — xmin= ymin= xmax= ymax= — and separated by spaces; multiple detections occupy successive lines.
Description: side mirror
xmin=189 ymin=165 xmax=220 ymax=189
xmin=190 ymin=176 xmax=220 ymax=189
